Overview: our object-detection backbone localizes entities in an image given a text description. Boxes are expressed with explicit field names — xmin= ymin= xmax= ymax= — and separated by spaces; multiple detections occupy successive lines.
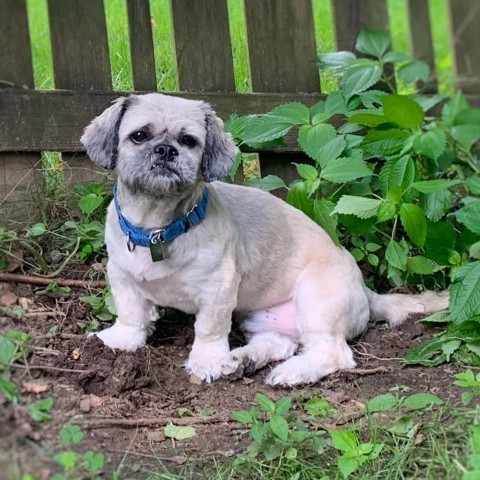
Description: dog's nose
xmin=154 ymin=143 xmax=178 ymax=162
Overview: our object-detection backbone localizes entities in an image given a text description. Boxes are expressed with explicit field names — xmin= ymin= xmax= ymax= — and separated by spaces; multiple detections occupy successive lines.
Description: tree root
xmin=0 ymin=271 xmax=106 ymax=289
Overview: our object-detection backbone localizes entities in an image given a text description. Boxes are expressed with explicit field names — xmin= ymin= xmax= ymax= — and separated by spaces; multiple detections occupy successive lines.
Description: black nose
xmin=154 ymin=143 xmax=178 ymax=162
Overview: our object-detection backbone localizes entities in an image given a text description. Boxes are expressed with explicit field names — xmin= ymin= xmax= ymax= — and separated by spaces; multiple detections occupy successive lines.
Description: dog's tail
xmin=366 ymin=288 xmax=449 ymax=326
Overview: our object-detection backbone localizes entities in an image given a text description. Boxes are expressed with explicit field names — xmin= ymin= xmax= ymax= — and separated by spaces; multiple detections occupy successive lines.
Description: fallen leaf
xmin=169 ymin=456 xmax=187 ymax=465
xmin=5 ymin=246 xmax=23 ymax=272
xmin=0 ymin=291 xmax=18 ymax=306
xmin=164 ymin=424 xmax=196 ymax=440
xmin=19 ymin=297 xmax=32 ymax=311
xmin=89 ymin=394 xmax=103 ymax=407
xmin=414 ymin=433 xmax=426 ymax=445
xmin=22 ymin=380 xmax=49 ymax=394
xmin=189 ymin=374 xmax=202 ymax=385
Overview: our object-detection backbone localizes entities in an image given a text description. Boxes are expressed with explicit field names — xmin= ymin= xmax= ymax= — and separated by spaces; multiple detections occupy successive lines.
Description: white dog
xmin=81 ymin=93 xmax=448 ymax=386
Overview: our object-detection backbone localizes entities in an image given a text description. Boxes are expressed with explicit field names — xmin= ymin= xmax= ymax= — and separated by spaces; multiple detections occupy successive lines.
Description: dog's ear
xmin=80 ymin=96 xmax=130 ymax=170
xmin=201 ymin=106 xmax=239 ymax=182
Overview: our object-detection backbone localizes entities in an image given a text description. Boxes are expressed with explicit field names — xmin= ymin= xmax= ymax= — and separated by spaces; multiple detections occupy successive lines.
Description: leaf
xmin=362 ymin=129 xmax=409 ymax=155
xmin=317 ymin=51 xmax=357 ymax=69
xmin=450 ymin=261 xmax=480 ymax=324
xmin=269 ymin=102 xmax=311 ymax=125
xmin=421 ymin=189 xmax=451 ymax=222
xmin=256 ymin=393 xmax=275 ymax=413
xmin=246 ymin=175 xmax=287 ymax=192
xmin=411 ymin=179 xmax=461 ymax=194
xmin=232 ymin=409 xmax=255 ymax=424
xmin=330 ymin=429 xmax=358 ymax=453
xmin=304 ymin=397 xmax=333 ymax=416
xmin=388 ymin=415 xmax=415 ymax=436
xmin=295 ymin=163 xmax=318 ymax=181
xmin=403 ymin=393 xmax=444 ymax=410
xmin=28 ymin=397 xmax=54 ymax=422
xmin=382 ymin=95 xmax=425 ymax=129
xmin=452 ymin=199 xmax=480 ymax=234
xmin=320 ymin=156 xmax=372 ymax=183
xmin=274 ymin=397 xmax=292 ymax=415
xmin=466 ymin=176 xmax=480 ymax=195
xmin=78 ymin=193 xmax=103 ymax=215
xmin=333 ymin=196 xmax=382 ymax=219
xmin=406 ymin=256 xmax=435 ymax=275
xmin=341 ymin=62 xmax=383 ymax=99
xmin=325 ymin=91 xmax=349 ymax=115
xmin=83 ymin=451 xmax=104 ymax=471
xmin=164 ymin=424 xmax=197 ymax=440
xmin=385 ymin=239 xmax=409 ymax=270
xmin=355 ymin=28 xmax=391 ymax=58
xmin=0 ymin=336 xmax=16 ymax=364
xmin=243 ymin=116 xmax=293 ymax=144
xmin=377 ymin=201 xmax=397 ymax=222
xmin=338 ymin=456 xmax=359 ymax=478
xmin=412 ymin=128 xmax=446 ymax=161
xmin=54 ymin=450 xmax=78 ymax=469
xmin=26 ymin=223 xmax=47 ymax=237
xmin=400 ymin=203 xmax=427 ymax=248
xmin=404 ymin=335 xmax=447 ymax=366
xmin=298 ymin=124 xmax=337 ymax=162
xmin=441 ymin=91 xmax=470 ymax=126
xmin=269 ymin=415 xmax=289 ymax=442
xmin=441 ymin=340 xmax=462 ymax=361
xmin=287 ymin=182 xmax=315 ymax=219
xmin=313 ymin=199 xmax=340 ymax=246
xmin=452 ymin=124 xmax=480 ymax=148
xmin=60 ymin=424 xmax=85 ymax=444
xmin=365 ymin=393 xmax=399 ymax=412
xmin=379 ymin=155 xmax=415 ymax=196
xmin=382 ymin=51 xmax=411 ymax=63
xmin=397 ymin=60 xmax=430 ymax=83
xmin=348 ymin=111 xmax=388 ymax=127
xmin=315 ymin=137 xmax=347 ymax=168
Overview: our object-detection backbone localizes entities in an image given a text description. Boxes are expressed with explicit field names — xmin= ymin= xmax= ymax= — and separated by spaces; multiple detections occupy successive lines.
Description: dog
xmin=80 ymin=93 xmax=448 ymax=386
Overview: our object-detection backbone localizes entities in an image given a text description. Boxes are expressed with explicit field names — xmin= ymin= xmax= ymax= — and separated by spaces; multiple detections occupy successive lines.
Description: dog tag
xmin=149 ymin=240 xmax=165 ymax=262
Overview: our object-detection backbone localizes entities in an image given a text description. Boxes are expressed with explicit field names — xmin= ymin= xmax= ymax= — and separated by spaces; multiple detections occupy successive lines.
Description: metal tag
xmin=149 ymin=240 xmax=165 ymax=262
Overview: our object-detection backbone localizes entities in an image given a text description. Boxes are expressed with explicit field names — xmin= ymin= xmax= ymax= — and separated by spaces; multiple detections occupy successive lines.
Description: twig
xmin=25 ymin=311 xmax=66 ymax=318
xmin=341 ymin=366 xmax=390 ymax=376
xmin=0 ymin=272 xmax=106 ymax=288
xmin=82 ymin=414 xmax=233 ymax=430
xmin=5 ymin=362 xmax=92 ymax=374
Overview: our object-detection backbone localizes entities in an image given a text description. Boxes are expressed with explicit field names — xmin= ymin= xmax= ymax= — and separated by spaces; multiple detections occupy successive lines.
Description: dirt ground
xmin=0 ymin=271 xmax=459 ymax=479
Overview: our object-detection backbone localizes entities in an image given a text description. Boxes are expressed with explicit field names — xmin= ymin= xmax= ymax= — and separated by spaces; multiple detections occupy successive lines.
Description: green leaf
xmin=0 ymin=336 xmax=16 ymax=364
xmin=412 ymin=179 xmax=461 ymax=194
xmin=246 ymin=175 xmax=287 ymax=192
xmin=59 ymin=424 xmax=85 ymax=444
xmin=26 ymin=222 xmax=47 ymax=237
xmin=355 ymin=28 xmax=391 ymax=58
xmin=269 ymin=102 xmax=311 ymax=125
xmin=317 ymin=51 xmax=357 ymax=70
xmin=28 ymin=397 xmax=54 ymax=422
xmin=413 ymin=128 xmax=447 ymax=160
xmin=382 ymin=95 xmax=424 ymax=129
xmin=379 ymin=155 xmax=415 ymax=196
xmin=348 ymin=111 xmax=388 ymax=126
xmin=287 ymin=182 xmax=315 ymax=219
xmin=315 ymin=137 xmax=347 ymax=168
xmin=313 ymin=199 xmax=340 ymax=246
xmin=295 ymin=163 xmax=318 ymax=181
xmin=383 ymin=51 xmax=411 ymax=63
xmin=362 ymin=129 xmax=409 ymax=155
xmin=365 ymin=393 xmax=399 ymax=413
xmin=338 ymin=456 xmax=359 ymax=478
xmin=304 ymin=397 xmax=333 ymax=416
xmin=83 ymin=451 xmax=104 ymax=471
xmin=256 ymin=393 xmax=275 ymax=413
xmin=341 ymin=62 xmax=383 ymax=99
xmin=403 ymin=393 xmax=444 ymax=410
xmin=400 ymin=203 xmax=427 ymax=248
xmin=452 ymin=124 xmax=480 ymax=148
xmin=320 ymin=156 xmax=372 ymax=183
xmin=243 ymin=116 xmax=293 ymax=144
xmin=269 ymin=415 xmax=289 ymax=442
xmin=232 ymin=409 xmax=256 ymax=424
xmin=442 ymin=91 xmax=470 ymax=126
xmin=377 ymin=201 xmax=397 ymax=222
xmin=330 ymin=429 xmax=358 ymax=453
xmin=274 ymin=397 xmax=292 ymax=415
xmin=298 ymin=123 xmax=337 ymax=162
xmin=164 ymin=424 xmax=197 ymax=440
xmin=441 ymin=340 xmax=461 ymax=361
xmin=385 ymin=239 xmax=409 ymax=270
xmin=421 ymin=189 xmax=452 ymax=222
xmin=333 ymin=196 xmax=382 ymax=219
xmin=450 ymin=261 xmax=480 ymax=323
xmin=470 ymin=241 xmax=480 ymax=260
xmin=466 ymin=176 xmax=480 ymax=195
xmin=325 ymin=91 xmax=349 ymax=115
xmin=78 ymin=193 xmax=103 ymax=215
xmin=406 ymin=256 xmax=435 ymax=275
xmin=397 ymin=60 xmax=430 ymax=83
xmin=54 ymin=450 xmax=78 ymax=469
xmin=453 ymin=199 xmax=480 ymax=234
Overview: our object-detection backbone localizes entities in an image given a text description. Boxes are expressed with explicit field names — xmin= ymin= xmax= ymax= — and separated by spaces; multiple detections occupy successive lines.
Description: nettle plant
xmin=227 ymin=28 xmax=480 ymax=363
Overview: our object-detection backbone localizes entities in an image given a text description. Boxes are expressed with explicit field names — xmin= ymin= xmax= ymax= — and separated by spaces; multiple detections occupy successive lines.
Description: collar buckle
xmin=126 ymin=233 xmax=136 ymax=252
xmin=185 ymin=203 xmax=200 ymax=229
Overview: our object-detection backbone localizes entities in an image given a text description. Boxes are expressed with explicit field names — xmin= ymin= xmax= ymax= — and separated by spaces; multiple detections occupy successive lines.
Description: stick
xmin=82 ymin=414 xmax=233 ymax=429
xmin=6 ymin=363 xmax=92 ymax=374
xmin=341 ymin=366 xmax=390 ymax=376
xmin=0 ymin=272 xmax=106 ymax=289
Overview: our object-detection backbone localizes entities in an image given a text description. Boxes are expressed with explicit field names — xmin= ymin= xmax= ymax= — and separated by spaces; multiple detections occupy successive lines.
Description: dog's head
xmin=80 ymin=94 xmax=238 ymax=195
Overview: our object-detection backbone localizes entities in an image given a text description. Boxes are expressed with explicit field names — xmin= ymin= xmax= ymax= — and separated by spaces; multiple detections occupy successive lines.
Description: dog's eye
xmin=130 ymin=131 xmax=148 ymax=144
xmin=181 ymin=135 xmax=197 ymax=148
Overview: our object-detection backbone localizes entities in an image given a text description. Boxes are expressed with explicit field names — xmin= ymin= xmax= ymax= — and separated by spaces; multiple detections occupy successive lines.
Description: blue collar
xmin=113 ymin=184 xmax=209 ymax=253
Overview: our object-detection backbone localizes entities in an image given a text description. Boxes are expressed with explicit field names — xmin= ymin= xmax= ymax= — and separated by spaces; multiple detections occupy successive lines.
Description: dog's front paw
xmin=265 ymin=356 xmax=323 ymax=386
xmin=90 ymin=323 xmax=147 ymax=352
xmin=185 ymin=340 xmax=230 ymax=383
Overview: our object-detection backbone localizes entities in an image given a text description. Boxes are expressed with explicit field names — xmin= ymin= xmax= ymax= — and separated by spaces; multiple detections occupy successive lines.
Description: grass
xmin=26 ymin=0 xmax=454 ymax=94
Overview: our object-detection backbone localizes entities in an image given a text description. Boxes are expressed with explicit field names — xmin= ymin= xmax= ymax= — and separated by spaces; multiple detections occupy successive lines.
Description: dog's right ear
xmin=80 ymin=96 xmax=130 ymax=170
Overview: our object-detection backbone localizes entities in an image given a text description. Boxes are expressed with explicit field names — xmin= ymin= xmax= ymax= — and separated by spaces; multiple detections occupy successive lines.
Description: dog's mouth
xmin=149 ymin=162 xmax=178 ymax=177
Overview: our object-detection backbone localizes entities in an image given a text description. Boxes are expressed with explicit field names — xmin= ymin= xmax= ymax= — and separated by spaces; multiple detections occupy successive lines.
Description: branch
xmin=0 ymin=272 xmax=106 ymax=289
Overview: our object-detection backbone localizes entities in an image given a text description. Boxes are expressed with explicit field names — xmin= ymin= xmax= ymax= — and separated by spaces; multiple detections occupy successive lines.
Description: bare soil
xmin=0 ymin=271 xmax=459 ymax=479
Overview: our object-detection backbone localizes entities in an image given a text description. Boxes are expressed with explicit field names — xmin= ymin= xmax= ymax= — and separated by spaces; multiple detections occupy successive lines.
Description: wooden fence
xmin=1 ymin=0 xmax=480 ymax=225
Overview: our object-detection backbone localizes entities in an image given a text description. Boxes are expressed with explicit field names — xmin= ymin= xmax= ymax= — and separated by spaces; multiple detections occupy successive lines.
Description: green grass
xmin=26 ymin=0 xmax=454 ymax=94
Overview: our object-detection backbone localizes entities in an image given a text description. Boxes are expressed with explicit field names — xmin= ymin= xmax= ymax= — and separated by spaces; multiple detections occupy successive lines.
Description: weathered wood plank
xmin=126 ymin=0 xmax=156 ymax=91
xmin=331 ymin=0 xmax=389 ymax=52
xmin=170 ymin=0 xmax=235 ymax=92
xmin=244 ymin=0 xmax=318 ymax=187
xmin=0 ymin=0 xmax=34 ymax=88
xmin=446 ymin=0 xmax=480 ymax=94
xmin=47 ymin=0 xmax=112 ymax=90
xmin=244 ymin=0 xmax=319 ymax=92
xmin=406 ymin=0 xmax=437 ymax=93
xmin=0 ymin=90 xmax=324 ymax=152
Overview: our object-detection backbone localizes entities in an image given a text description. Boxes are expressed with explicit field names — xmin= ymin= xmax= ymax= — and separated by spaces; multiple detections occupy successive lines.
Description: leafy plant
xmin=27 ymin=396 xmax=54 ymax=422
xmin=228 ymin=27 xmax=480 ymax=366
xmin=80 ymin=286 xmax=116 ymax=328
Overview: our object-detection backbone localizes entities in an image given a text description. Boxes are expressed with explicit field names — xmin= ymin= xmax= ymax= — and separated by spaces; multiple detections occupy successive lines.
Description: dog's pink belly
xmin=246 ymin=300 xmax=300 ymax=337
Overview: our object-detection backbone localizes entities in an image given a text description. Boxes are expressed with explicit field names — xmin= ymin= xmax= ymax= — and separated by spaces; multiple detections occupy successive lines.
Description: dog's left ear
xmin=201 ymin=106 xmax=239 ymax=182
